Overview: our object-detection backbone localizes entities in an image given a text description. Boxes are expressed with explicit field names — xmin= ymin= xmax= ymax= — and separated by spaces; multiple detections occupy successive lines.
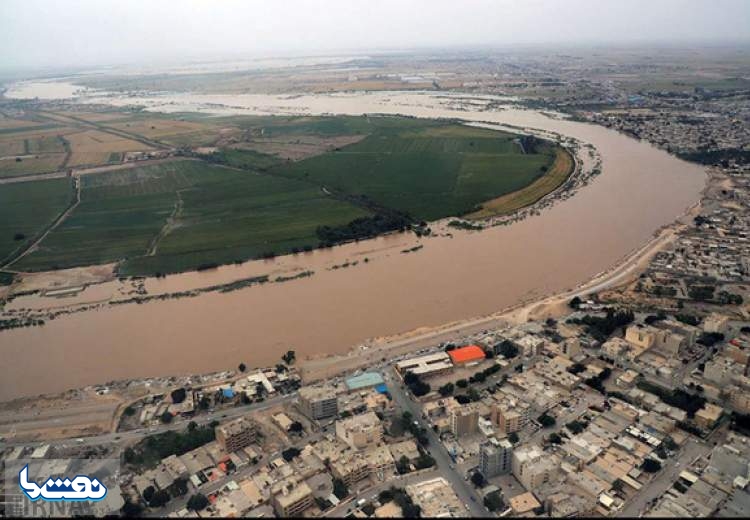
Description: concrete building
xmin=704 ymin=356 xmax=743 ymax=386
xmin=512 ymin=444 xmax=560 ymax=492
xmin=272 ymin=479 xmax=314 ymax=517
xmin=299 ymin=385 xmax=338 ymax=420
xmin=480 ymin=437 xmax=513 ymax=477
xmin=704 ymin=313 xmax=729 ymax=335
xmin=406 ymin=477 xmax=464 ymax=517
xmin=450 ymin=405 xmax=479 ymax=437
xmin=491 ymin=406 xmax=523 ymax=435
xmin=395 ymin=352 xmax=453 ymax=378
xmin=695 ymin=403 xmax=723 ymax=430
xmin=216 ymin=417 xmax=258 ymax=453
xmin=336 ymin=411 xmax=383 ymax=449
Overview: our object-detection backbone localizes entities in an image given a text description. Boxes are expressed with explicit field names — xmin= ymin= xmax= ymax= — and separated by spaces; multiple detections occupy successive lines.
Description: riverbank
xmin=0 ymin=90 xmax=706 ymax=401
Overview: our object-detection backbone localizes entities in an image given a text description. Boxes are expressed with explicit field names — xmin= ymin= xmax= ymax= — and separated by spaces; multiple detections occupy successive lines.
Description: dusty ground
xmin=10 ymin=263 xmax=117 ymax=293
xmin=0 ymin=389 xmax=123 ymax=441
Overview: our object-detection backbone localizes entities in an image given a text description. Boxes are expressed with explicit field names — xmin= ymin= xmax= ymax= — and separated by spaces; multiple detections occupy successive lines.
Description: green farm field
xmin=0 ymin=178 xmax=74 ymax=264
xmin=5 ymin=115 xmax=568 ymax=276
xmin=14 ymin=160 xmax=368 ymax=275
xmin=263 ymin=120 xmax=556 ymax=221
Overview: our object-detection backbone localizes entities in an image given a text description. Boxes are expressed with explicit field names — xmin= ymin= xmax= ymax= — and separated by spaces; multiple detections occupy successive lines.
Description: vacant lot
xmin=0 ymin=178 xmax=73 ymax=264
xmin=66 ymin=129 xmax=154 ymax=167
xmin=16 ymin=160 xmax=368 ymax=274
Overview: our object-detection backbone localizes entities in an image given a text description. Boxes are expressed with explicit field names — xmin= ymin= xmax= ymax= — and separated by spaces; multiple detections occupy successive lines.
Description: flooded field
xmin=0 ymin=89 xmax=707 ymax=401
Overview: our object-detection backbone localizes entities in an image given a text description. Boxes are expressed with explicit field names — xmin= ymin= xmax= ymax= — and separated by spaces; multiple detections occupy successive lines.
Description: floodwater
xmin=0 ymin=90 xmax=707 ymax=401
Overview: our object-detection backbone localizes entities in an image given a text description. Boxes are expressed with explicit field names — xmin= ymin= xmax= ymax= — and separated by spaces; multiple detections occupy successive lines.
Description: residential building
xmin=216 ymin=417 xmax=258 ymax=453
xmin=299 ymin=385 xmax=338 ymax=420
xmin=406 ymin=478 xmax=464 ymax=517
xmin=480 ymin=437 xmax=513 ymax=477
xmin=336 ymin=411 xmax=383 ymax=449
xmin=513 ymin=444 xmax=560 ymax=491
xmin=450 ymin=405 xmax=479 ymax=437
xmin=272 ymin=479 xmax=314 ymax=517
xmin=491 ymin=406 xmax=523 ymax=435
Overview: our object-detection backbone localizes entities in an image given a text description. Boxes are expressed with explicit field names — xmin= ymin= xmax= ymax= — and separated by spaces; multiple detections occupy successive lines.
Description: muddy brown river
xmin=0 ymin=91 xmax=706 ymax=401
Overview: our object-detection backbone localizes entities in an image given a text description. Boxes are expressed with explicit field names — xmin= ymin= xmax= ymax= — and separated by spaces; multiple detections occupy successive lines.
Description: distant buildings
xmin=299 ymin=385 xmax=338 ymax=420
xmin=215 ymin=417 xmax=258 ymax=453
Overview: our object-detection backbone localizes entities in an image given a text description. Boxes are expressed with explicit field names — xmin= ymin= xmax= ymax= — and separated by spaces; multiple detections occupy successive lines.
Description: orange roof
xmin=448 ymin=345 xmax=486 ymax=364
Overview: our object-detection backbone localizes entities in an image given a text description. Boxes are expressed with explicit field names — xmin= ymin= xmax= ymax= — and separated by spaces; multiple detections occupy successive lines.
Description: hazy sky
xmin=2 ymin=0 xmax=749 ymax=70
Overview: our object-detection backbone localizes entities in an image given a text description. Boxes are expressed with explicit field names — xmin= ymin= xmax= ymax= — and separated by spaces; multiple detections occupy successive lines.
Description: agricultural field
xmin=267 ymin=120 xmax=557 ymax=220
xmin=0 ymin=177 xmax=73 ymax=264
xmin=466 ymin=147 xmax=574 ymax=219
xmin=4 ymin=113 xmax=570 ymax=275
xmin=65 ymin=129 xmax=153 ymax=167
xmin=15 ymin=160 xmax=368 ymax=275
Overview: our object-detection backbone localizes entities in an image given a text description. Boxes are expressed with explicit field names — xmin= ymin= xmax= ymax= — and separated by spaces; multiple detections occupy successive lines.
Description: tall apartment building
xmin=215 ymin=417 xmax=258 ymax=453
xmin=272 ymin=479 xmax=314 ymax=517
xmin=336 ymin=411 xmax=383 ymax=449
xmin=450 ymin=406 xmax=479 ymax=437
xmin=490 ymin=406 xmax=523 ymax=435
xmin=479 ymin=437 xmax=513 ymax=477
xmin=512 ymin=444 xmax=560 ymax=491
xmin=299 ymin=385 xmax=338 ymax=420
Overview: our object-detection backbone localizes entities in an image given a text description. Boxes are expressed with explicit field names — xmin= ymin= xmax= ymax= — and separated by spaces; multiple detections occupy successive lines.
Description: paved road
xmin=383 ymin=369 xmax=490 ymax=517
xmin=617 ymin=438 xmax=710 ymax=517
xmin=0 ymin=394 xmax=294 ymax=450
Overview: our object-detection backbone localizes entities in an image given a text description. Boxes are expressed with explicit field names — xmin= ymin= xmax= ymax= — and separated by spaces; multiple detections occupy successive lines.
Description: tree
xmin=548 ymin=432 xmax=563 ymax=444
xmin=282 ymin=350 xmax=296 ymax=364
xmin=186 ymin=493 xmax=209 ymax=511
xmin=121 ymin=499 xmax=144 ymax=517
xmin=396 ymin=455 xmax=411 ymax=474
xmin=289 ymin=421 xmax=304 ymax=434
xmin=456 ymin=379 xmax=468 ymax=389
xmin=142 ymin=486 xmax=155 ymax=503
xmin=160 ymin=411 xmax=174 ymax=424
xmin=496 ymin=340 xmax=519 ymax=359
xmin=470 ymin=471 xmax=486 ymax=488
xmin=438 ymin=382 xmax=455 ymax=397
xmin=508 ymin=432 xmax=519 ymax=444
xmin=484 ymin=490 xmax=505 ymax=512
xmin=569 ymin=296 xmax=582 ymax=309
xmin=187 ymin=420 xmax=197 ymax=432
xmin=612 ymin=479 xmax=625 ymax=493
xmin=170 ymin=388 xmax=187 ymax=404
xmin=641 ymin=458 xmax=662 ymax=473
xmin=332 ymin=478 xmax=349 ymax=500
xmin=148 ymin=489 xmax=170 ymax=508
xmin=362 ymin=503 xmax=376 ymax=516
xmin=538 ymin=413 xmax=556 ymax=428
xmin=281 ymin=447 xmax=301 ymax=461
xmin=238 ymin=362 xmax=247 ymax=372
